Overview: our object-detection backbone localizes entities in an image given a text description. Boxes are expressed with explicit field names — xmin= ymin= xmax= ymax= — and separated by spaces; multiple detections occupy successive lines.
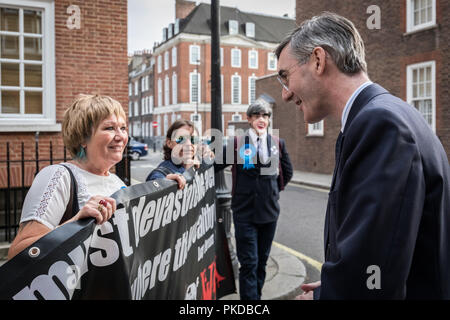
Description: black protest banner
xmin=0 ymin=164 xmax=236 ymax=300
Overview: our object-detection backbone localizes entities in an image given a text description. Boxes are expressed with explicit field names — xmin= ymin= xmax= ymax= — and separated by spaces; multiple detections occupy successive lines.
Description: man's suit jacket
xmin=315 ymin=84 xmax=450 ymax=299
xmin=215 ymin=132 xmax=293 ymax=224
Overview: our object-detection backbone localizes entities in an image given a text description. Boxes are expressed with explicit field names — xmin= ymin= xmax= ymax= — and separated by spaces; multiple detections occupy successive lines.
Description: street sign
xmin=152 ymin=121 xmax=158 ymax=128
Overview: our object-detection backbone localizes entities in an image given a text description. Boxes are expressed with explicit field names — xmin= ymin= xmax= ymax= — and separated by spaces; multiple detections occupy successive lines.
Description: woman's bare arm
xmin=7 ymin=220 xmax=51 ymax=260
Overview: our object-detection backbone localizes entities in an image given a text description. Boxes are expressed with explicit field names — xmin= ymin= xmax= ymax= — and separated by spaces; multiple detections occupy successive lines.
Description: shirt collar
xmin=249 ymin=128 xmax=267 ymax=144
xmin=341 ymin=81 xmax=372 ymax=132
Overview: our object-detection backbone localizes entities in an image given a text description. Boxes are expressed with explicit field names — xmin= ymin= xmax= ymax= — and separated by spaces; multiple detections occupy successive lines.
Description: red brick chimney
xmin=175 ymin=0 xmax=196 ymax=20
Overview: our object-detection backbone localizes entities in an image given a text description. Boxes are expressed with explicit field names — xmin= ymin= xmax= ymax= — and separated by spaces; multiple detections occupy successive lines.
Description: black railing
xmin=0 ymin=141 xmax=130 ymax=243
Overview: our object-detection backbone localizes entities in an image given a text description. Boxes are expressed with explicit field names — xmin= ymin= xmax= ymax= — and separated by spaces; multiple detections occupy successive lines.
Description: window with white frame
xmin=267 ymin=52 xmax=277 ymax=71
xmin=191 ymin=112 xmax=202 ymax=135
xmin=407 ymin=60 xmax=436 ymax=132
xmin=220 ymin=47 xmax=224 ymax=67
xmin=145 ymin=97 xmax=149 ymax=114
xmin=406 ymin=0 xmax=436 ymax=33
xmin=149 ymin=95 xmax=153 ymax=114
xmin=228 ymin=20 xmax=238 ymax=35
xmin=164 ymin=114 xmax=168 ymax=136
xmin=164 ymin=75 xmax=169 ymax=106
xmin=157 ymin=55 xmax=162 ymax=73
xmin=190 ymin=72 xmax=200 ymax=104
xmin=172 ymin=46 xmax=177 ymax=67
xmin=190 ymin=45 xmax=200 ymax=64
xmin=174 ymin=19 xmax=180 ymax=34
xmin=231 ymin=74 xmax=241 ymax=104
xmin=308 ymin=120 xmax=324 ymax=136
xmin=134 ymin=81 xmax=138 ymax=95
xmin=162 ymin=28 xmax=167 ymax=42
xmin=168 ymin=24 xmax=173 ymax=39
xmin=141 ymin=77 xmax=145 ymax=92
xmin=232 ymin=113 xmax=242 ymax=121
xmin=157 ymin=78 xmax=162 ymax=106
xmin=172 ymin=73 xmax=177 ymax=105
xmin=135 ymin=121 xmax=141 ymax=137
xmin=164 ymin=51 xmax=169 ymax=70
xmin=248 ymin=76 xmax=256 ymax=104
xmin=129 ymin=83 xmax=132 ymax=96
xmin=0 ymin=1 xmax=56 ymax=128
xmin=248 ymin=49 xmax=258 ymax=69
xmin=128 ymin=102 xmax=132 ymax=117
xmin=134 ymin=101 xmax=139 ymax=117
xmin=231 ymin=48 xmax=241 ymax=68
xmin=245 ymin=22 xmax=255 ymax=38
xmin=143 ymin=76 xmax=148 ymax=92
xmin=141 ymin=97 xmax=145 ymax=114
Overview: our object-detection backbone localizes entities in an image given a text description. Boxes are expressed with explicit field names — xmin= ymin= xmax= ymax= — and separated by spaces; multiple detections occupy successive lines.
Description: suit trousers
xmin=233 ymin=219 xmax=277 ymax=300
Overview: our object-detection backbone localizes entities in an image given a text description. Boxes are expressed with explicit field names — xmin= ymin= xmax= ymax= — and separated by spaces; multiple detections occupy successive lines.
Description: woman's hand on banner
xmin=167 ymin=173 xmax=187 ymax=190
xmin=70 ymin=196 xmax=116 ymax=225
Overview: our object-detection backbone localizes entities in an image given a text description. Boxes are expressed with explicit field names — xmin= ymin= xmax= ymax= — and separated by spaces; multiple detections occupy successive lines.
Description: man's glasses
xmin=277 ymin=62 xmax=300 ymax=92
xmin=174 ymin=135 xmax=200 ymax=145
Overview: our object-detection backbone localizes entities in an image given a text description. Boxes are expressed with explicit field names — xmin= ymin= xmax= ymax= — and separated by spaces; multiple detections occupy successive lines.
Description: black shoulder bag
xmin=59 ymin=164 xmax=80 ymax=225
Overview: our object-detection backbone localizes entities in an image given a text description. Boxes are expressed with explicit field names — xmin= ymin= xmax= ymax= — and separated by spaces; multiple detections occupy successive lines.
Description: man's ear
xmin=311 ymin=47 xmax=327 ymax=75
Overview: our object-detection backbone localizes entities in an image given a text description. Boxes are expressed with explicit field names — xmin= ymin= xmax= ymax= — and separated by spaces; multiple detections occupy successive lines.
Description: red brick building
xmin=0 ymin=0 xmax=128 ymax=188
xmin=258 ymin=0 xmax=449 ymax=174
xmin=151 ymin=0 xmax=296 ymax=138
xmin=128 ymin=50 xmax=154 ymax=142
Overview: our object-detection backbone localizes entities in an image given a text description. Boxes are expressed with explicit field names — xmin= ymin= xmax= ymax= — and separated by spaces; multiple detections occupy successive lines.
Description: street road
xmin=131 ymin=152 xmax=327 ymax=283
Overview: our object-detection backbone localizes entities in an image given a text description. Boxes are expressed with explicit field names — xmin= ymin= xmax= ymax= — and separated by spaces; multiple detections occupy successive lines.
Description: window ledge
xmin=403 ymin=24 xmax=438 ymax=36
xmin=0 ymin=123 xmax=62 ymax=132
xmin=306 ymin=133 xmax=324 ymax=137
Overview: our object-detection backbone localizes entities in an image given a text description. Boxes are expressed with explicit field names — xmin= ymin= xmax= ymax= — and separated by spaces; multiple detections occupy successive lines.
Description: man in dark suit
xmin=215 ymin=102 xmax=293 ymax=300
xmin=275 ymin=12 xmax=450 ymax=299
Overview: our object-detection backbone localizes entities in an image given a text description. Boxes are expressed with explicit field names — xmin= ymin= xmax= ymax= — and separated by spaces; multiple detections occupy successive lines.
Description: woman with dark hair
xmin=146 ymin=119 xmax=202 ymax=189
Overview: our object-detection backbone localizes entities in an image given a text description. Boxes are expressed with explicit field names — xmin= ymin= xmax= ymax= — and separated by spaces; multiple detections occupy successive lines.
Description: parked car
xmin=129 ymin=137 xmax=148 ymax=160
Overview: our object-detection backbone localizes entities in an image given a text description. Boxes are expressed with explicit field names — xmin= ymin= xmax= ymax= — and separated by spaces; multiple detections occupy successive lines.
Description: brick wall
xmin=0 ymin=0 xmax=128 ymax=187
xmin=175 ymin=0 xmax=196 ymax=20
xmin=55 ymin=0 xmax=128 ymax=122
xmin=154 ymin=39 xmax=278 ymax=135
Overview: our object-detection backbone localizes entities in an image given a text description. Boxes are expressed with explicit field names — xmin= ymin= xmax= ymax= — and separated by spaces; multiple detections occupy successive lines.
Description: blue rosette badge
xmin=239 ymin=144 xmax=257 ymax=170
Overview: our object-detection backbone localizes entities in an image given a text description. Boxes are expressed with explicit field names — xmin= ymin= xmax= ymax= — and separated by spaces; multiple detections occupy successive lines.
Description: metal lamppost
xmin=210 ymin=0 xmax=239 ymax=278
xmin=195 ymin=58 xmax=200 ymax=134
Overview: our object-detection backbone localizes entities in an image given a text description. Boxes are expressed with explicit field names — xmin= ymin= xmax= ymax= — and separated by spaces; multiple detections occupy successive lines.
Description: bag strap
xmin=151 ymin=166 xmax=175 ymax=177
xmin=59 ymin=164 xmax=80 ymax=225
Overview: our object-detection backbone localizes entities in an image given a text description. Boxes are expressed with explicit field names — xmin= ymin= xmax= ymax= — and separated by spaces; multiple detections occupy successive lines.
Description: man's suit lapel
xmin=325 ymin=83 xmax=390 ymax=257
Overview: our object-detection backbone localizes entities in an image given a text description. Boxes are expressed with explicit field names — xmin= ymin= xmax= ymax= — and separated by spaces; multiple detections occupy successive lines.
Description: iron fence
xmin=0 ymin=140 xmax=130 ymax=242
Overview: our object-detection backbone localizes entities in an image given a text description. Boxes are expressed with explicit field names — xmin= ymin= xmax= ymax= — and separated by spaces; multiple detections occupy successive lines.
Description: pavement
xmin=0 ymin=151 xmax=332 ymax=300
xmin=219 ymin=170 xmax=331 ymax=300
